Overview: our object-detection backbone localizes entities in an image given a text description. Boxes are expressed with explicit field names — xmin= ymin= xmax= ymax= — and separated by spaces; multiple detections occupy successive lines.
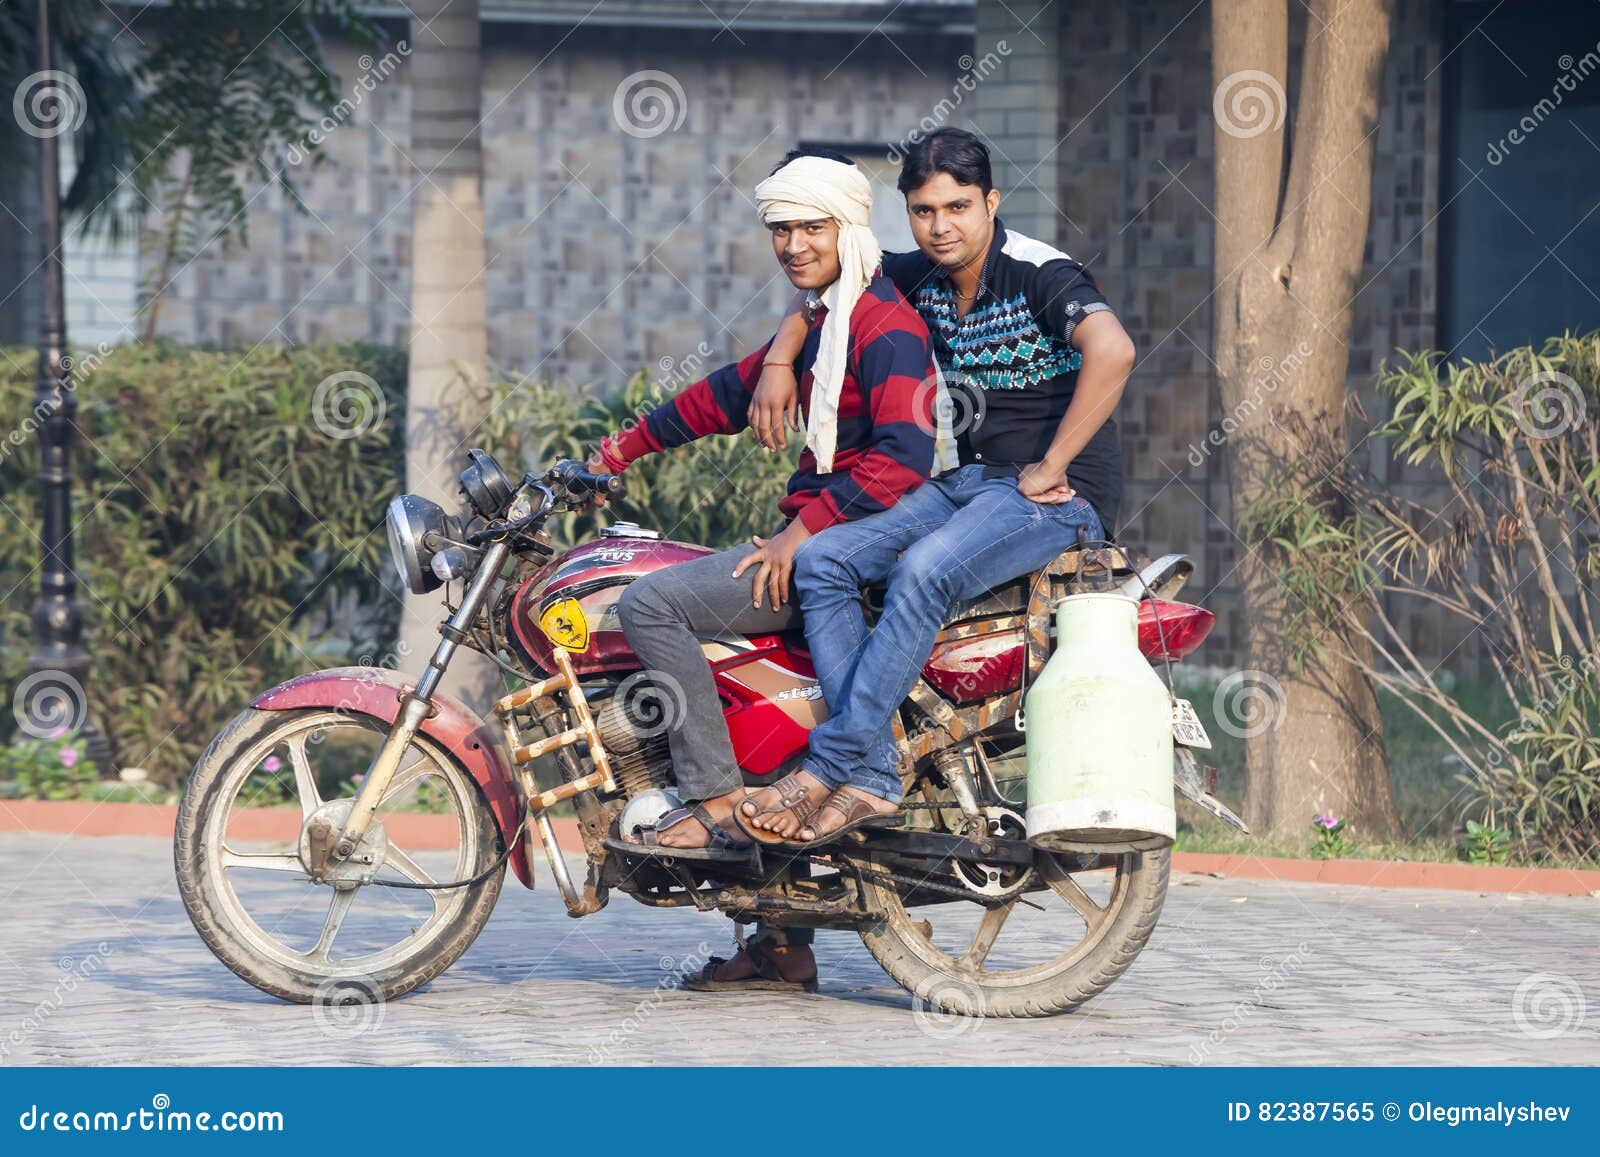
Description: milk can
xmin=1024 ymin=592 xmax=1175 ymax=852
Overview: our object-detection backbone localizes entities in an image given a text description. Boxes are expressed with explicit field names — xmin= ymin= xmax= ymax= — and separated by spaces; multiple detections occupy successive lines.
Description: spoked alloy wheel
xmin=854 ymin=788 xmax=1169 ymax=1017
xmin=175 ymin=707 xmax=505 ymax=1004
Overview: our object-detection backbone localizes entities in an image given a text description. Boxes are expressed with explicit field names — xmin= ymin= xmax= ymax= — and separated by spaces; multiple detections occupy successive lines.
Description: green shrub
xmin=1 ymin=342 xmax=407 ymax=785
xmin=1242 ymin=331 xmax=1600 ymax=863
xmin=0 ymin=730 xmax=100 ymax=799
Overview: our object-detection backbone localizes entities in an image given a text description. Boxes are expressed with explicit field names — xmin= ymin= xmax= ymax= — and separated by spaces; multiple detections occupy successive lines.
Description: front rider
xmin=587 ymin=147 xmax=936 ymax=989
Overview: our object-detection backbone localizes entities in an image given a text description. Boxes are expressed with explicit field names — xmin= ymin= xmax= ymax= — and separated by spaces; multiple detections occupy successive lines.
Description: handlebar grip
xmin=550 ymin=459 xmax=626 ymax=499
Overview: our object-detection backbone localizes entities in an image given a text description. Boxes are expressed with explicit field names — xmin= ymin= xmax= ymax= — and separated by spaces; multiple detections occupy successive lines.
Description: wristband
xmin=595 ymin=435 xmax=630 ymax=474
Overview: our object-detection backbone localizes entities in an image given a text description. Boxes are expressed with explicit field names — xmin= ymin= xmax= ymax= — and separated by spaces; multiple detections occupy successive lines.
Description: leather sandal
xmin=681 ymin=938 xmax=819 ymax=994
xmin=767 ymin=785 xmax=902 ymax=850
xmin=621 ymin=802 xmax=752 ymax=862
xmin=734 ymin=769 xmax=831 ymax=846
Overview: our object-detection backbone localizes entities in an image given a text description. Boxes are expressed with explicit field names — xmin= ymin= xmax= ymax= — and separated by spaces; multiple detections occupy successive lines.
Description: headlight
xmin=386 ymin=494 xmax=451 ymax=594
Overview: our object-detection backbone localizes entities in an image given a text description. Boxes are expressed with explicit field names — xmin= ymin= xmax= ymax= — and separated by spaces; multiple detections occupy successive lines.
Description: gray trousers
xmin=615 ymin=542 xmax=802 ymax=800
xmin=615 ymin=542 xmax=813 ymax=949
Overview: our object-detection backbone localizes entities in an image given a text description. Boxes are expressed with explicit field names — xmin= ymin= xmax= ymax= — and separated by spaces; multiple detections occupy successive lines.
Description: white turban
xmin=754 ymin=155 xmax=882 ymax=473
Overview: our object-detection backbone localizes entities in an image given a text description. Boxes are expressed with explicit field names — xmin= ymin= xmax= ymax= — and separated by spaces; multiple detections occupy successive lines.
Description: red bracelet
xmin=595 ymin=436 xmax=630 ymax=474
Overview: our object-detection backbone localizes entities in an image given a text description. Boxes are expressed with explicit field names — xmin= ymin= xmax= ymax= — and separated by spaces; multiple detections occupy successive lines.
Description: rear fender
xmin=250 ymin=666 xmax=532 ymax=888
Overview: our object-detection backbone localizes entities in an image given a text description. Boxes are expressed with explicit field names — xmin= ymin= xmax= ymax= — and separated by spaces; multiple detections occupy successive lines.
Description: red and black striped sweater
xmin=601 ymin=273 xmax=936 ymax=533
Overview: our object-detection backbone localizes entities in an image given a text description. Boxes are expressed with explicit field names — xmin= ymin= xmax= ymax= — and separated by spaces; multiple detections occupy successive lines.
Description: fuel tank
xmin=506 ymin=524 xmax=823 ymax=776
xmin=509 ymin=527 xmax=711 ymax=677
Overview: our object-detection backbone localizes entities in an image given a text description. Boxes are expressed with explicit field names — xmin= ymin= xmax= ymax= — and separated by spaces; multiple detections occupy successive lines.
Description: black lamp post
xmin=19 ymin=0 xmax=112 ymax=769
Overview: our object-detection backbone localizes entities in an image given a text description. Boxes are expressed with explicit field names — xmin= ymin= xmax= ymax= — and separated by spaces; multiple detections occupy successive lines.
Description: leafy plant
xmin=1457 ymin=816 xmax=1511 ymax=867
xmin=1 ymin=342 xmax=407 ymax=786
xmin=0 ymin=730 xmax=100 ymax=799
xmin=1311 ymin=812 xmax=1355 ymax=860
xmin=1242 ymin=331 xmax=1600 ymax=863
xmin=0 ymin=2 xmax=381 ymax=334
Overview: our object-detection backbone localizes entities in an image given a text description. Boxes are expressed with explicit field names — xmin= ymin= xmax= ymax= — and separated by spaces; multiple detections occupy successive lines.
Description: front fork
xmin=326 ymin=538 xmax=513 ymax=865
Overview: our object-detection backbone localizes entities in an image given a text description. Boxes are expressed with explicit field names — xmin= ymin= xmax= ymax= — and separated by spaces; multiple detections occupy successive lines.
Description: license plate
xmin=1171 ymin=698 xmax=1212 ymax=749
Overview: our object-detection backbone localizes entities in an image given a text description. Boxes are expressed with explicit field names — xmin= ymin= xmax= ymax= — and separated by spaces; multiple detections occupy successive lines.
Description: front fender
xmin=251 ymin=666 xmax=532 ymax=888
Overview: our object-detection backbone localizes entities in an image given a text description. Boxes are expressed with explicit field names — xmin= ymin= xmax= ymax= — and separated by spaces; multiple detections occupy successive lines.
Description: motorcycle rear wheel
xmin=856 ymin=844 xmax=1169 ymax=1018
xmin=174 ymin=707 xmax=506 ymax=1005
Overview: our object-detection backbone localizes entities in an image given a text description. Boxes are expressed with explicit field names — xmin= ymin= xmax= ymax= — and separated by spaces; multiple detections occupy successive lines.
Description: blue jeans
xmin=792 ymin=464 xmax=1106 ymax=801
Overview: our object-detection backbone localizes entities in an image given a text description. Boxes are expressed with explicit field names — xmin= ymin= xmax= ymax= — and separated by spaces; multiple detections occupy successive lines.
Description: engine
xmin=589 ymin=684 xmax=674 ymax=798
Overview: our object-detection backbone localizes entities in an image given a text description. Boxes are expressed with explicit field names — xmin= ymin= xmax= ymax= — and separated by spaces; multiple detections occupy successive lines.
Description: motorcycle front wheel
xmin=175 ymin=707 xmax=506 ymax=1005
xmin=855 ymin=839 xmax=1169 ymax=1019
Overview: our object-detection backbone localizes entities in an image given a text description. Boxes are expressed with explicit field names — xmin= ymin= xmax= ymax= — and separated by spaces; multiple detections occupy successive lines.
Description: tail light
xmin=1138 ymin=600 xmax=1214 ymax=662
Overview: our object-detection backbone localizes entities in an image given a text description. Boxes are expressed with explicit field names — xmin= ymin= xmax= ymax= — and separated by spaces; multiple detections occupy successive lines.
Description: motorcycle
xmin=175 ymin=449 xmax=1246 ymax=1017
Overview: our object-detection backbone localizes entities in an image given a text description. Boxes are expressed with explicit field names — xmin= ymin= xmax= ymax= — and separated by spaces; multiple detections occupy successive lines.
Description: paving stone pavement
xmin=1 ymin=832 xmax=1596 ymax=1066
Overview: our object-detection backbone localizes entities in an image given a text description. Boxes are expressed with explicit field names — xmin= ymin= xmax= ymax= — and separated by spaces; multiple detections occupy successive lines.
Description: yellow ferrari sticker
xmin=538 ymin=597 xmax=589 ymax=652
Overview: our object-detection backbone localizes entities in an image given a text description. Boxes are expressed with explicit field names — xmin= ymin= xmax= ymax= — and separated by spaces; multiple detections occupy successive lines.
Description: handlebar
xmin=546 ymin=458 xmax=627 ymax=500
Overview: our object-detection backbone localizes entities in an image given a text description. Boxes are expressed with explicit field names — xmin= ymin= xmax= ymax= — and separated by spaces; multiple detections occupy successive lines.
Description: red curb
xmin=2 ymin=800 xmax=1596 ymax=896
xmin=1170 ymin=851 xmax=1600 ymax=897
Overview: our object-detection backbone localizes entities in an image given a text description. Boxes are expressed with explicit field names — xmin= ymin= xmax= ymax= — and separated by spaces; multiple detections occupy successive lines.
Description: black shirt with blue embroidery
xmin=882 ymin=219 xmax=1123 ymax=532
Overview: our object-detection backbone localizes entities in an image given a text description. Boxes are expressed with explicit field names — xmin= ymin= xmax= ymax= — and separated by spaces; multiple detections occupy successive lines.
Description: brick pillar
xmin=973 ymin=0 xmax=1063 ymax=243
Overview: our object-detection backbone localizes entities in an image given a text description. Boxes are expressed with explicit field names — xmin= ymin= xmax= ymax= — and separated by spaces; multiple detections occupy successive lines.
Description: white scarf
xmin=754 ymin=155 xmax=881 ymax=473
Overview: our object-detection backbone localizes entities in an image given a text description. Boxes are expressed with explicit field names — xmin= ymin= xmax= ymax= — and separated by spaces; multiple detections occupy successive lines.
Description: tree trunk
xmin=1211 ymin=0 xmax=1401 ymax=840
xmin=402 ymin=0 xmax=498 ymax=710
